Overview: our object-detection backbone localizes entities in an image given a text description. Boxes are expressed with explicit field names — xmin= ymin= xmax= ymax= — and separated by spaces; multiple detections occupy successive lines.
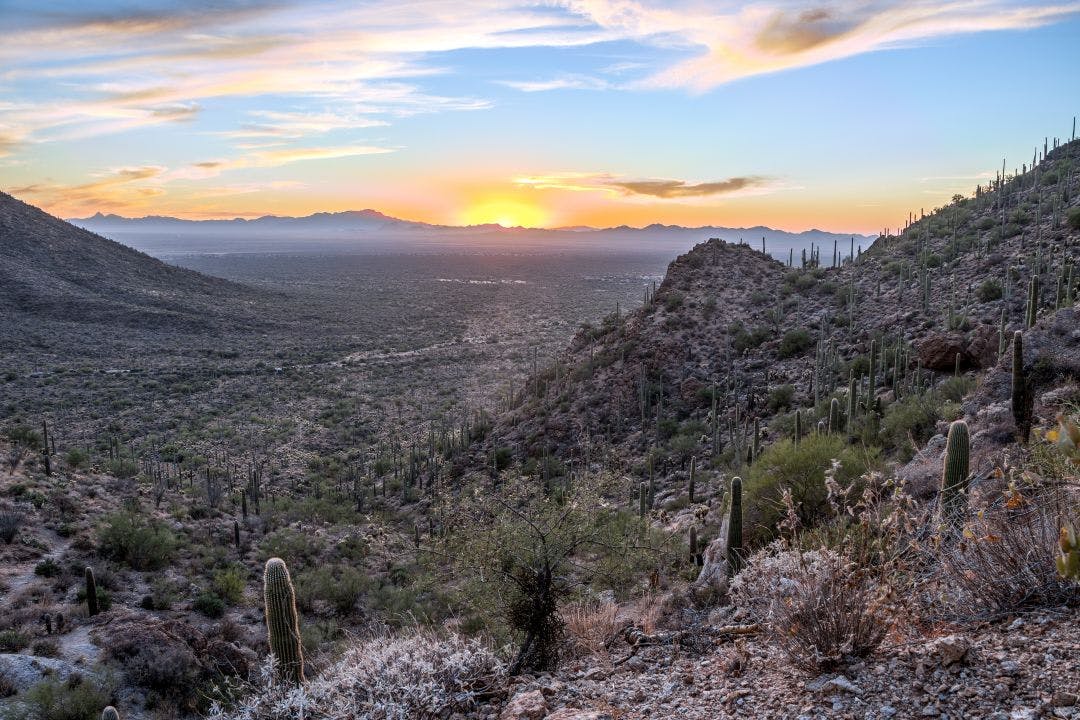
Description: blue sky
xmin=1 ymin=0 xmax=1078 ymax=231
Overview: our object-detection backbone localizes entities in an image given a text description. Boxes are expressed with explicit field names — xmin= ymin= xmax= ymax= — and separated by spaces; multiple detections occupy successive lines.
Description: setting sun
xmin=461 ymin=198 xmax=547 ymax=228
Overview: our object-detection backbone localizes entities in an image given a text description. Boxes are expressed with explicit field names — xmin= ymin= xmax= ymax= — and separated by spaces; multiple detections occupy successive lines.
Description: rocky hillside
xmin=0 ymin=191 xmax=266 ymax=331
xmin=480 ymin=136 xmax=1080 ymax=501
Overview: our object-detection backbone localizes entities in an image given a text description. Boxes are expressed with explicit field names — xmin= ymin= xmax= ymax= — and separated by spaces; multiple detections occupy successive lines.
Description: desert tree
xmin=438 ymin=472 xmax=669 ymax=675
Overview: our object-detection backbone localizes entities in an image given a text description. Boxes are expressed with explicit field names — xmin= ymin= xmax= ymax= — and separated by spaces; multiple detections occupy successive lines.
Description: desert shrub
xmin=767 ymin=384 xmax=795 ymax=412
xmin=1069 ymin=207 xmax=1080 ymax=231
xmin=0 ymin=510 xmax=22 ymax=543
xmin=258 ymin=528 xmax=324 ymax=567
xmin=64 ymin=449 xmax=88 ymax=470
xmin=731 ymin=324 xmax=769 ymax=353
xmin=731 ymin=544 xmax=889 ymax=670
xmin=778 ymin=329 xmax=813 ymax=359
xmin=213 ymin=565 xmax=247 ymax=605
xmin=6 ymin=674 xmax=115 ymax=720
xmin=0 ymin=629 xmax=29 ymax=652
xmin=209 ymin=630 xmax=505 ymax=720
xmin=98 ymin=508 xmax=177 ymax=570
xmin=561 ymin=599 xmax=619 ymax=659
xmin=936 ymin=375 xmax=975 ymax=403
xmin=34 ymin=558 xmax=62 ymax=577
xmin=977 ymin=278 xmax=1003 ymax=302
xmin=744 ymin=435 xmax=876 ymax=546
xmin=194 ymin=591 xmax=226 ymax=618
xmin=31 ymin=638 xmax=61 ymax=658
xmin=75 ymin=585 xmax=112 ymax=613
xmin=930 ymin=490 xmax=1080 ymax=618
xmin=294 ymin=564 xmax=367 ymax=615
xmin=880 ymin=394 xmax=939 ymax=459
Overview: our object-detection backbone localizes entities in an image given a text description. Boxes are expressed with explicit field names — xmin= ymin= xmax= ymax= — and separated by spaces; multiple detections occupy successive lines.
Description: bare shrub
xmin=929 ymin=490 xmax=1080 ymax=619
xmin=0 ymin=510 xmax=23 ymax=544
xmin=210 ymin=629 xmax=505 ymax=720
xmin=561 ymin=599 xmax=620 ymax=659
xmin=731 ymin=544 xmax=890 ymax=670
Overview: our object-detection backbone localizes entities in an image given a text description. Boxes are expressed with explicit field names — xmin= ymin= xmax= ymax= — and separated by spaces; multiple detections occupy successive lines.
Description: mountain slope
xmin=476 ymin=137 xmax=1080 ymax=502
xmin=0 ymin=191 xmax=266 ymax=331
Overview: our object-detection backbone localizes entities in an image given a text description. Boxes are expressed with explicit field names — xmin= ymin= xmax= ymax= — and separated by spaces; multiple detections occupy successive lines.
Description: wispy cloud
xmin=498 ymin=74 xmax=610 ymax=92
xmin=516 ymin=172 xmax=776 ymax=200
xmin=10 ymin=165 xmax=168 ymax=213
xmin=562 ymin=0 xmax=1080 ymax=91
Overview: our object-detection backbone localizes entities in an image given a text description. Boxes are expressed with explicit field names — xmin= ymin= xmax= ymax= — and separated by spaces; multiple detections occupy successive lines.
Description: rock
xmin=917 ymin=332 xmax=973 ymax=372
xmin=927 ymin=635 xmax=970 ymax=666
xmin=501 ymin=689 xmax=548 ymax=720
xmin=1054 ymin=691 xmax=1079 ymax=707
xmin=0 ymin=653 xmax=90 ymax=692
xmin=544 ymin=710 xmax=613 ymax=720
xmin=967 ymin=323 xmax=1000 ymax=369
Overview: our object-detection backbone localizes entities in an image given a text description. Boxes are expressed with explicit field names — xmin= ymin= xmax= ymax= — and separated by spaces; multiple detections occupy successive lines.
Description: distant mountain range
xmin=68 ymin=209 xmax=877 ymax=258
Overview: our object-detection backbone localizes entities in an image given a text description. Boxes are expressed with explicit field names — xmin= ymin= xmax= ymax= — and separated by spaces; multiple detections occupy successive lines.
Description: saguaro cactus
xmin=688 ymin=458 xmax=695 ymax=504
xmin=1011 ymin=331 xmax=1030 ymax=443
xmin=264 ymin=558 xmax=304 ymax=684
xmin=828 ymin=398 xmax=841 ymax=434
xmin=726 ymin=477 xmax=743 ymax=576
xmin=794 ymin=409 xmax=802 ymax=447
xmin=638 ymin=482 xmax=647 ymax=519
xmin=102 ymin=708 xmax=120 ymax=720
xmin=940 ymin=420 xmax=970 ymax=519
xmin=84 ymin=567 xmax=99 ymax=616
xmin=689 ymin=526 xmax=701 ymax=566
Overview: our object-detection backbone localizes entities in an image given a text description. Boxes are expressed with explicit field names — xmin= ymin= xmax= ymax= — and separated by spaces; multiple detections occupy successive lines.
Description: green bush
xmin=744 ymin=434 xmax=877 ymax=546
xmin=193 ymin=591 xmax=225 ymax=618
xmin=880 ymin=395 xmax=939 ymax=459
xmin=64 ymin=449 xmax=88 ymax=470
xmin=295 ymin=564 xmax=367 ymax=615
xmin=767 ymin=384 xmax=796 ymax=412
xmin=0 ymin=629 xmax=29 ymax=652
xmin=212 ymin=565 xmax=247 ymax=605
xmin=8 ymin=675 xmax=114 ymax=720
xmin=977 ymin=279 xmax=1002 ymax=302
xmin=1067 ymin=207 xmax=1080 ymax=231
xmin=778 ymin=329 xmax=814 ymax=359
xmin=98 ymin=509 xmax=177 ymax=570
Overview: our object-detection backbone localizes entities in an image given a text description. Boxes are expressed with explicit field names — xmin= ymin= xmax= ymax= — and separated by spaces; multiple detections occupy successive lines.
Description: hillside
xmin=1 ymin=137 xmax=1079 ymax=720
xmin=0 ymin=191 xmax=266 ymax=331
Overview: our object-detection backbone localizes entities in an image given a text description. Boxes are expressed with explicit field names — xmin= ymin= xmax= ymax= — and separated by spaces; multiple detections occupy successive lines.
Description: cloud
xmin=611 ymin=177 xmax=769 ymax=198
xmin=562 ymin=0 xmax=1080 ymax=91
xmin=9 ymin=165 xmax=168 ymax=214
xmin=499 ymin=74 xmax=610 ymax=92
xmin=516 ymin=172 xmax=776 ymax=200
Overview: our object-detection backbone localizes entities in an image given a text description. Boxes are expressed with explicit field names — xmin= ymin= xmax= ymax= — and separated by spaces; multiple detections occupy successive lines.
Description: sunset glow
xmin=1 ymin=2 xmax=1078 ymax=232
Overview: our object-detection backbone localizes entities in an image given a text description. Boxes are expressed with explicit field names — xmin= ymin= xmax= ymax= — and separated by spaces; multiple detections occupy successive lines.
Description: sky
xmin=1 ymin=1 xmax=1078 ymax=233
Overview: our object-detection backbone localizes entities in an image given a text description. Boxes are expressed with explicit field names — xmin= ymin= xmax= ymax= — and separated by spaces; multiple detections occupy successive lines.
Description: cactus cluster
xmin=264 ymin=558 xmax=304 ymax=684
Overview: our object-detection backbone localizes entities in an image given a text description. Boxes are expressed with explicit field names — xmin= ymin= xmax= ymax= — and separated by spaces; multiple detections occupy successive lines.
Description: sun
xmin=461 ymin=198 xmax=547 ymax=228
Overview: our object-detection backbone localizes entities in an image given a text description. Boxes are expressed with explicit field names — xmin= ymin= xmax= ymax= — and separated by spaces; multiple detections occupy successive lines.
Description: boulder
xmin=501 ymin=689 xmax=548 ymax=720
xmin=916 ymin=332 xmax=973 ymax=372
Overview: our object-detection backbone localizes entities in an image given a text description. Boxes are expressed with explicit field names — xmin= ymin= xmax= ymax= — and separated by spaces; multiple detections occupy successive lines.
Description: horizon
xmin=1 ymin=1 xmax=1079 ymax=234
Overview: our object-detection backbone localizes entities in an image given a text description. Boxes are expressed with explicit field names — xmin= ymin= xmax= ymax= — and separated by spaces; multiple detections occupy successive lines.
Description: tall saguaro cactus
xmin=726 ymin=477 xmax=744 ymax=576
xmin=263 ymin=558 xmax=304 ymax=685
xmin=940 ymin=420 xmax=970 ymax=519
xmin=1011 ymin=331 xmax=1030 ymax=444
xmin=84 ymin=567 xmax=99 ymax=616
xmin=101 ymin=708 xmax=120 ymax=720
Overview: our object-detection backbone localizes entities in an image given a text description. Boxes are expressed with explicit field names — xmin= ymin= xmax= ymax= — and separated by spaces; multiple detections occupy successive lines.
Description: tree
xmin=440 ymin=473 xmax=666 ymax=675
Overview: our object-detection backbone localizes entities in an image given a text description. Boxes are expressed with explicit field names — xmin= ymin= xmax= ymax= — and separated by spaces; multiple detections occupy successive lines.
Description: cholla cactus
xmin=263 ymin=558 xmax=304 ymax=685
xmin=1059 ymin=525 xmax=1080 ymax=580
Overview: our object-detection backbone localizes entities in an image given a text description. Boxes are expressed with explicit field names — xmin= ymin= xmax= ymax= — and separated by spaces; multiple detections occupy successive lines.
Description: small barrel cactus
xmin=940 ymin=420 xmax=970 ymax=519
xmin=264 ymin=558 xmax=304 ymax=684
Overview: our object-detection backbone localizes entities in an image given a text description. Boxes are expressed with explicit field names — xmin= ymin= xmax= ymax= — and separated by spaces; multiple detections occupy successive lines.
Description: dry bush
xmin=929 ymin=491 xmax=1080 ymax=619
xmin=731 ymin=544 xmax=890 ymax=670
xmin=0 ymin=510 xmax=23 ymax=544
xmin=210 ymin=628 xmax=505 ymax=720
xmin=561 ymin=599 xmax=619 ymax=659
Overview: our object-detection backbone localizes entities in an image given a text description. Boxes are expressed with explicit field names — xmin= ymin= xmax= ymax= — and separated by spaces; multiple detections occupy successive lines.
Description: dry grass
xmin=561 ymin=599 xmax=620 ymax=659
